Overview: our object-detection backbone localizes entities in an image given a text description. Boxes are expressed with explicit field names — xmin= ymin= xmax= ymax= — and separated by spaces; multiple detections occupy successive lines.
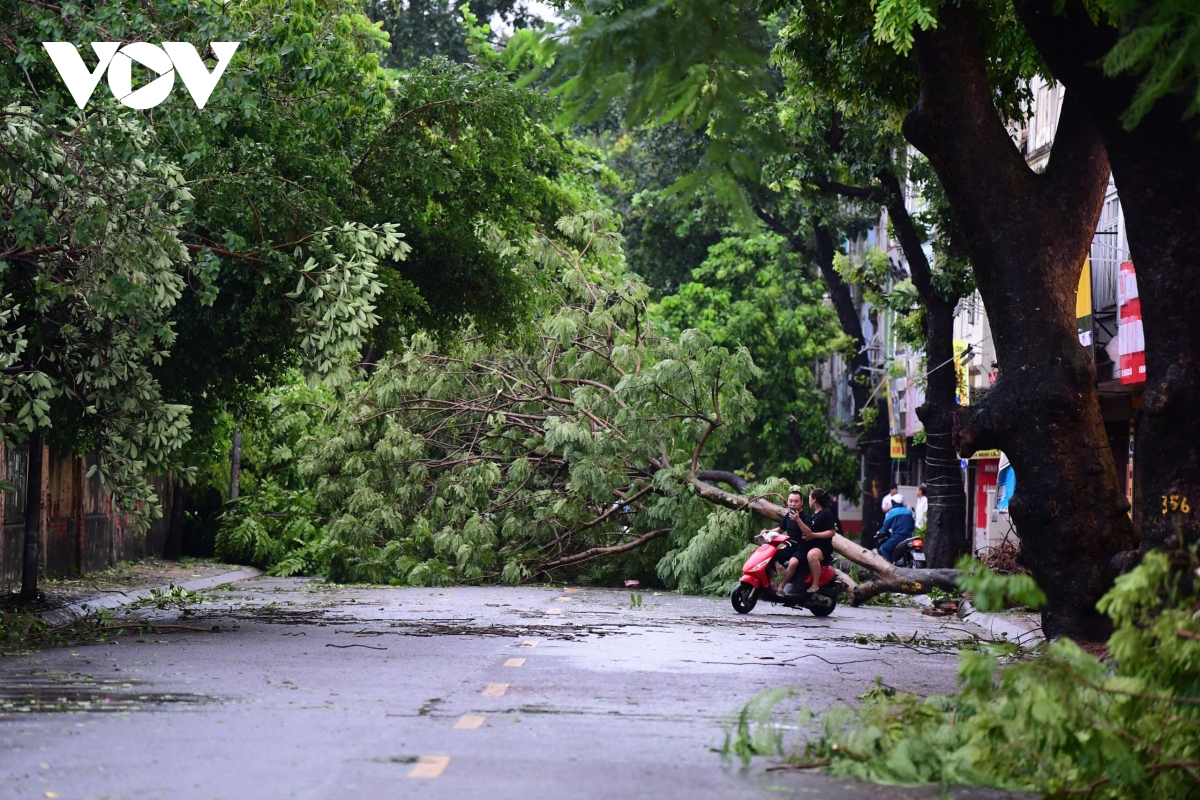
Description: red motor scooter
xmin=731 ymin=531 xmax=842 ymax=617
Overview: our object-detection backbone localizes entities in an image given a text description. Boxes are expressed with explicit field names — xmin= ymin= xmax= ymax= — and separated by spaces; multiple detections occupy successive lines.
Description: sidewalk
xmin=911 ymin=593 xmax=1045 ymax=649
xmin=957 ymin=600 xmax=1044 ymax=649
xmin=38 ymin=558 xmax=263 ymax=626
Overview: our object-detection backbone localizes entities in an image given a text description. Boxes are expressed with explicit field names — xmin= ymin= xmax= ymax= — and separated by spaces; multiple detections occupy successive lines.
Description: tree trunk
xmin=19 ymin=430 xmax=43 ymax=602
xmin=697 ymin=470 xmax=749 ymax=493
xmin=878 ymin=171 xmax=969 ymax=568
xmin=683 ymin=474 xmax=962 ymax=602
xmin=74 ymin=454 xmax=85 ymax=577
xmin=163 ymin=478 xmax=185 ymax=561
xmin=228 ymin=426 xmax=242 ymax=505
xmin=902 ymin=4 xmax=1137 ymax=640
xmin=1015 ymin=0 xmax=1200 ymax=554
xmin=915 ymin=295 xmax=969 ymax=567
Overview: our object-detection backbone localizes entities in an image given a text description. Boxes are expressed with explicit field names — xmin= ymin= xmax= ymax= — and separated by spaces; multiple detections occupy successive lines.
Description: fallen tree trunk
xmin=685 ymin=475 xmax=963 ymax=604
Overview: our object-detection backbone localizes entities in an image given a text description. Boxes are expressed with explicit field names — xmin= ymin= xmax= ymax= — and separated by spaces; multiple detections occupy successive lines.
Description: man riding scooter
xmin=876 ymin=495 xmax=915 ymax=563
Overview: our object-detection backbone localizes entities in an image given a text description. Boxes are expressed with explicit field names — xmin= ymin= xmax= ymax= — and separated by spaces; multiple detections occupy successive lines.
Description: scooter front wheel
xmin=731 ymin=581 xmax=758 ymax=614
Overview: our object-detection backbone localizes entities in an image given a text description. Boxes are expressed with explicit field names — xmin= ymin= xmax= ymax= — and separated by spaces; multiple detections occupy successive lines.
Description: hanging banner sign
xmin=1118 ymin=261 xmax=1146 ymax=385
xmin=890 ymin=435 xmax=907 ymax=460
xmin=953 ymin=339 xmax=969 ymax=406
xmin=1076 ymin=257 xmax=1094 ymax=357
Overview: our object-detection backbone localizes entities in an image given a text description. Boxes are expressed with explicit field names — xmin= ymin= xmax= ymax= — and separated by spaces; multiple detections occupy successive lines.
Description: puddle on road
xmin=0 ymin=674 xmax=217 ymax=715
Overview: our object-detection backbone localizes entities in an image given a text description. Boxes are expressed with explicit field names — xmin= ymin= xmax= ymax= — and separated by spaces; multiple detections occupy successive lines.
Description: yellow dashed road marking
xmin=564 ymin=587 xmax=578 ymax=593
xmin=546 ymin=607 xmax=562 ymax=615
xmin=482 ymin=683 xmax=509 ymax=696
xmin=504 ymin=657 xmax=525 ymax=667
xmin=409 ymin=755 xmax=450 ymax=778
xmin=520 ymin=639 xmax=539 ymax=647
xmin=454 ymin=715 xmax=485 ymax=730
xmin=555 ymin=596 xmax=572 ymax=601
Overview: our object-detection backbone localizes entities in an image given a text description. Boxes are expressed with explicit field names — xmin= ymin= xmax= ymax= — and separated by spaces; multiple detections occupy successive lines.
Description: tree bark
xmin=697 ymin=470 xmax=749 ymax=493
xmin=878 ymin=170 xmax=969 ymax=568
xmin=228 ymin=426 xmax=242 ymax=505
xmin=19 ymin=430 xmax=43 ymax=602
xmin=902 ymin=3 xmax=1137 ymax=640
xmin=163 ymin=477 xmax=185 ymax=561
xmin=683 ymin=474 xmax=962 ymax=603
xmin=1014 ymin=0 xmax=1200 ymax=554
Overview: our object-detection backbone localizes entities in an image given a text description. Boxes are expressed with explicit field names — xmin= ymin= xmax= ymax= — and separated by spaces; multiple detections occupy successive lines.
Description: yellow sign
xmin=1075 ymin=257 xmax=1093 ymax=318
xmin=890 ymin=435 xmax=907 ymax=459
xmin=954 ymin=339 xmax=969 ymax=406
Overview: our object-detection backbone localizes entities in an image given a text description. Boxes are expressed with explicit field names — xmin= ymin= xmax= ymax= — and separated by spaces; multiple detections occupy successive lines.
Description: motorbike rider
xmin=765 ymin=488 xmax=837 ymax=594
xmin=876 ymin=497 xmax=915 ymax=563
xmin=763 ymin=491 xmax=806 ymax=593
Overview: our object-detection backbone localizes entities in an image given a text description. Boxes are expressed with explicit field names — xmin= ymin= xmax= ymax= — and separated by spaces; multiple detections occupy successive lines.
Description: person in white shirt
xmin=882 ymin=484 xmax=903 ymax=511
xmin=914 ymin=483 xmax=928 ymax=531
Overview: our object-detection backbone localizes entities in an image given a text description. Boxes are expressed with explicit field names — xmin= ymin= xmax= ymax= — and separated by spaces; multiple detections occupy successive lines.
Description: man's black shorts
xmin=774 ymin=540 xmax=831 ymax=567
xmin=773 ymin=541 xmax=803 ymax=566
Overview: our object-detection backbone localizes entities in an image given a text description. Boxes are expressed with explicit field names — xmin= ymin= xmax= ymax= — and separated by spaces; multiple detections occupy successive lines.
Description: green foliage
xmin=760 ymin=549 xmax=1200 ymax=798
xmin=654 ymin=234 xmax=858 ymax=490
xmin=279 ymin=213 xmax=780 ymax=587
xmin=956 ymin=556 xmax=1046 ymax=612
xmin=2 ymin=0 xmax=582 ymax=526
xmin=212 ymin=378 xmax=332 ymax=576
xmin=0 ymin=606 xmax=119 ymax=655
xmin=1095 ymin=0 xmax=1200 ymax=128
xmin=365 ymin=0 xmax=547 ymax=70
xmin=0 ymin=103 xmax=194 ymax=525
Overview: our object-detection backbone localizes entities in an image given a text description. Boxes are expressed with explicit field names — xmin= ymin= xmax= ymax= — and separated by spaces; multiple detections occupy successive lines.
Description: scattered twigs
xmin=100 ymin=623 xmax=220 ymax=633
xmin=766 ymin=760 xmax=831 ymax=771
xmin=325 ymin=643 xmax=387 ymax=650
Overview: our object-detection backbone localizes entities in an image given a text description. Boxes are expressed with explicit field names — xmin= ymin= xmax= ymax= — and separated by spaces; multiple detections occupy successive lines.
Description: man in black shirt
xmin=765 ymin=490 xmax=809 ymax=594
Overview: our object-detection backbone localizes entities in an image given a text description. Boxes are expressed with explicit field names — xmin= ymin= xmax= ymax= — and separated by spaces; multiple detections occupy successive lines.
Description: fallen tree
xmin=229 ymin=214 xmax=959 ymax=599
xmin=682 ymin=473 xmax=962 ymax=604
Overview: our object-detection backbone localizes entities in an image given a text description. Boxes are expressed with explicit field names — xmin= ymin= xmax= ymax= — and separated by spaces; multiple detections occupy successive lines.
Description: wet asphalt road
xmin=0 ymin=578 xmax=1022 ymax=800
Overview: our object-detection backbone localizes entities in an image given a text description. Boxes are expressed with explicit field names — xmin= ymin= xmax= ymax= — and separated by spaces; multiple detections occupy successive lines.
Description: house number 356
xmin=1161 ymin=494 xmax=1191 ymax=515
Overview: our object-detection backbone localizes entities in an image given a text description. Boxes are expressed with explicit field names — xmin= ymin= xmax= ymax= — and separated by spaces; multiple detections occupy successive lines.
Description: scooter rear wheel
xmin=731 ymin=582 xmax=758 ymax=614
xmin=808 ymin=583 xmax=841 ymax=617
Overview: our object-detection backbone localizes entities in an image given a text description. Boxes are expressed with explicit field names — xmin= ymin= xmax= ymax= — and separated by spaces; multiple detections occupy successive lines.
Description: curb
xmin=42 ymin=566 xmax=264 ymax=626
xmin=957 ymin=599 xmax=1044 ymax=650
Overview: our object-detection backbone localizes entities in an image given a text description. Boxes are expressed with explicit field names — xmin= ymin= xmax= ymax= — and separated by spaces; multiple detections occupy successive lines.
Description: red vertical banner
xmin=1118 ymin=261 xmax=1146 ymax=385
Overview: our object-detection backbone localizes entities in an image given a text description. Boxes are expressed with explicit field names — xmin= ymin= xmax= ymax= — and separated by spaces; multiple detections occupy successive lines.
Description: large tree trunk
xmin=916 ymin=295 xmax=969 ymax=567
xmin=902 ymin=4 xmax=1137 ymax=640
xmin=163 ymin=478 xmax=185 ymax=561
xmin=1015 ymin=0 xmax=1200 ymax=554
xmin=683 ymin=474 xmax=962 ymax=603
xmin=19 ymin=430 xmax=43 ymax=602
xmin=878 ymin=172 xmax=969 ymax=568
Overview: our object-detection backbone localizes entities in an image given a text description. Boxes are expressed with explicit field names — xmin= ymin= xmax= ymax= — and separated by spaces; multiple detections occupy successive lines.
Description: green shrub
xmin=798 ymin=550 xmax=1200 ymax=797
